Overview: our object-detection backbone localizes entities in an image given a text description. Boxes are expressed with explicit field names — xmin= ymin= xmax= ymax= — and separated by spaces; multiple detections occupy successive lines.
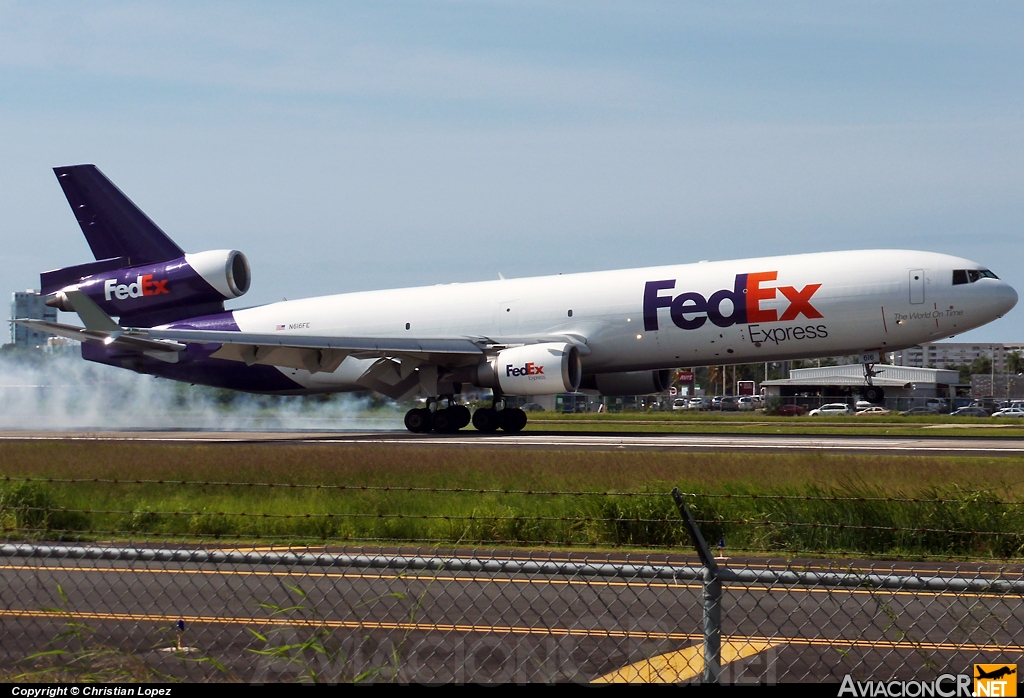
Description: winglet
xmin=65 ymin=290 xmax=122 ymax=333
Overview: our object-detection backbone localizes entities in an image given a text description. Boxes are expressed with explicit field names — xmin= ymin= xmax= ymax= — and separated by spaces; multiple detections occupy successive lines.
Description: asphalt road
xmin=1 ymin=548 xmax=1021 ymax=683
xmin=4 ymin=429 xmax=1024 ymax=456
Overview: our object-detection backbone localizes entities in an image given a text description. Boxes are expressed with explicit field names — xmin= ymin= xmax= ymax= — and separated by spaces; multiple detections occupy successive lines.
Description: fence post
xmin=671 ymin=487 xmax=721 ymax=684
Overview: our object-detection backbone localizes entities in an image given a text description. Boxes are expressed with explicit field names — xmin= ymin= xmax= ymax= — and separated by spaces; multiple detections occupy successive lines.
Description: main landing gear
xmin=403 ymin=396 xmax=527 ymax=434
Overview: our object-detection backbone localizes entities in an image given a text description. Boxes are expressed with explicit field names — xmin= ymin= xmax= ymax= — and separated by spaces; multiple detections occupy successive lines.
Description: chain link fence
xmin=0 ymin=479 xmax=1021 ymax=683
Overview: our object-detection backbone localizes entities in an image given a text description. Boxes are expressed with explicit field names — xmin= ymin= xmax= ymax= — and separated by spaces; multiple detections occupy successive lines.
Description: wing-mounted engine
xmin=475 ymin=342 xmax=582 ymax=395
xmin=579 ymin=370 xmax=672 ymax=396
xmin=43 ymin=249 xmax=250 ymax=327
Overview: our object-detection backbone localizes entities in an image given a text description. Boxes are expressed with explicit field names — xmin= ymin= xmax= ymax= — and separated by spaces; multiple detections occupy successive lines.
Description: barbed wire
xmin=0 ymin=476 xmax=664 ymax=498
xmin=681 ymin=491 xmax=1019 ymax=505
xmin=692 ymin=517 xmax=1024 ymax=537
xmin=5 ymin=505 xmax=679 ymax=524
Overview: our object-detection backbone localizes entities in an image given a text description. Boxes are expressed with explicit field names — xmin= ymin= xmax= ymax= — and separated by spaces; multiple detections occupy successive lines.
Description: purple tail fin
xmin=53 ymin=165 xmax=184 ymax=265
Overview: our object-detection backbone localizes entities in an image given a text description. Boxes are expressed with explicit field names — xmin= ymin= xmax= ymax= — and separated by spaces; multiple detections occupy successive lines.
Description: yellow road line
xmin=1 ymin=608 xmax=1021 ymax=655
xmin=3 ymin=563 xmax=1018 ymax=599
xmin=593 ymin=640 xmax=780 ymax=683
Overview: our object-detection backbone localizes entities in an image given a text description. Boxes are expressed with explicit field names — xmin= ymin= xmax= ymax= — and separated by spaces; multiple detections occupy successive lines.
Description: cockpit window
xmin=953 ymin=269 xmax=998 ymax=285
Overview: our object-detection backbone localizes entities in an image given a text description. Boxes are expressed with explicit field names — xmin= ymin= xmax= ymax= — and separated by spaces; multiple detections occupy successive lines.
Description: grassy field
xmin=522 ymin=410 xmax=1024 ymax=436
xmin=0 ymin=441 xmax=1022 ymax=559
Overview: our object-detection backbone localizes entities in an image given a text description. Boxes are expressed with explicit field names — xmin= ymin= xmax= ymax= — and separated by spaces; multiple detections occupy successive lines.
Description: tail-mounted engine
xmin=42 ymin=249 xmax=250 ymax=327
xmin=476 ymin=342 xmax=582 ymax=395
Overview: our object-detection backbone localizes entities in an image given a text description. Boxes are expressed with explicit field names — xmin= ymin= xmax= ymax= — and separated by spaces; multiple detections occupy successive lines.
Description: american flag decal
xmin=276 ymin=324 xmax=286 ymax=331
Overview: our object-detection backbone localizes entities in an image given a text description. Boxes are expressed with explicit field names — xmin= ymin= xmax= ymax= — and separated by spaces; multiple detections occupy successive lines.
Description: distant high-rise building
xmin=893 ymin=342 xmax=1024 ymax=372
xmin=10 ymin=290 xmax=57 ymax=347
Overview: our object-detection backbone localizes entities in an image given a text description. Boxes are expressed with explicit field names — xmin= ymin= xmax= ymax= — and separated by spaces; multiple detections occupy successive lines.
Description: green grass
xmin=523 ymin=410 xmax=1024 ymax=436
xmin=0 ymin=442 xmax=1022 ymax=558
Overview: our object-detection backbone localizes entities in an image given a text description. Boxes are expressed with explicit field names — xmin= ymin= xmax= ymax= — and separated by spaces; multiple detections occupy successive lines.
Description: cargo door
xmin=909 ymin=270 xmax=925 ymax=305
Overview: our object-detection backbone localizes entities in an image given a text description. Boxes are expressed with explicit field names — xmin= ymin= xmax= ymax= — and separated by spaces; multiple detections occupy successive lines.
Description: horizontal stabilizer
xmin=12 ymin=318 xmax=185 ymax=362
xmin=54 ymin=165 xmax=184 ymax=264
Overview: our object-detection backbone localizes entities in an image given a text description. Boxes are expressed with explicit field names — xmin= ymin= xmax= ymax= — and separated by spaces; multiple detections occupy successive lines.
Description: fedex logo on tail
xmin=643 ymin=272 xmax=822 ymax=331
xmin=103 ymin=275 xmax=170 ymax=301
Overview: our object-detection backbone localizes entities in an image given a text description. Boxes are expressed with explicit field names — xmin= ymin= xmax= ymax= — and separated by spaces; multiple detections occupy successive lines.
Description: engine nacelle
xmin=579 ymin=370 xmax=672 ymax=396
xmin=43 ymin=250 xmax=251 ymax=325
xmin=476 ymin=343 xmax=582 ymax=395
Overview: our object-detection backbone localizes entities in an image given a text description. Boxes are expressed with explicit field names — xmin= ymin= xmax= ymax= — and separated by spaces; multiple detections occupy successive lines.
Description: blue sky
xmin=1 ymin=1 xmax=1022 ymax=341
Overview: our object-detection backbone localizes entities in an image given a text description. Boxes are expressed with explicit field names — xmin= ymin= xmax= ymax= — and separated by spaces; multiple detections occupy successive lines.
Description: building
xmin=893 ymin=342 xmax=1024 ymax=372
xmin=762 ymin=364 xmax=962 ymax=404
xmin=9 ymin=290 xmax=57 ymax=347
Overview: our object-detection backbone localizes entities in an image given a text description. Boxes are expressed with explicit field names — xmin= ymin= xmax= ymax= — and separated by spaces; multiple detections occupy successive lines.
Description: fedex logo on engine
xmin=506 ymin=362 xmax=545 ymax=378
xmin=643 ymin=272 xmax=822 ymax=331
xmin=103 ymin=275 xmax=170 ymax=301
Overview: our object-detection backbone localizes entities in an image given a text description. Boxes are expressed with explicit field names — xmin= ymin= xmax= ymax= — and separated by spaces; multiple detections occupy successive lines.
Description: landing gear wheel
xmin=404 ymin=408 xmax=433 ymax=433
xmin=452 ymin=405 xmax=471 ymax=429
xmin=433 ymin=405 xmax=471 ymax=433
xmin=499 ymin=408 xmax=528 ymax=433
xmin=864 ymin=386 xmax=884 ymax=404
xmin=432 ymin=408 xmax=457 ymax=433
xmin=472 ymin=408 xmax=500 ymax=433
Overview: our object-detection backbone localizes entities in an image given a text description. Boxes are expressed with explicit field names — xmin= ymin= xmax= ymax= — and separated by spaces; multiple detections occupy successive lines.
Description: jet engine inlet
xmin=185 ymin=250 xmax=251 ymax=299
xmin=476 ymin=343 xmax=582 ymax=395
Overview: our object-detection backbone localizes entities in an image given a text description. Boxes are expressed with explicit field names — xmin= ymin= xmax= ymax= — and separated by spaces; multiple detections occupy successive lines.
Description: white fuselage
xmin=224 ymin=250 xmax=1017 ymax=393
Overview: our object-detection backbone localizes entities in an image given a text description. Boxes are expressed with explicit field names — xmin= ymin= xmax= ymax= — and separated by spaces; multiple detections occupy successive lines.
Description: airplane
xmin=15 ymin=165 xmax=1018 ymax=433
xmin=976 ymin=666 xmax=1016 ymax=681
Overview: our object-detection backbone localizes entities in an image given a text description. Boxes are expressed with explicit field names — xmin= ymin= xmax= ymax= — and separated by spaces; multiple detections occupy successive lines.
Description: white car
xmin=855 ymin=406 xmax=891 ymax=416
xmin=672 ymin=398 xmax=689 ymax=410
xmin=992 ymin=407 xmax=1024 ymax=418
xmin=737 ymin=396 xmax=755 ymax=411
xmin=808 ymin=403 xmax=854 ymax=416
xmin=688 ymin=397 xmax=710 ymax=410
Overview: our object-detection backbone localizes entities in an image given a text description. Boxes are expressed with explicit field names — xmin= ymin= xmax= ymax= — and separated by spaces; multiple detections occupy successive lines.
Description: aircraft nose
xmin=994 ymin=280 xmax=1018 ymax=316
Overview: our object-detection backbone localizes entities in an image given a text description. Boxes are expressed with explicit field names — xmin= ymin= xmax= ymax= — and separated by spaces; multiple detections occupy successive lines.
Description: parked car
xmin=775 ymin=404 xmax=806 ymax=416
xmin=900 ymin=406 xmax=941 ymax=416
xmin=737 ymin=396 xmax=755 ymax=411
xmin=992 ymin=407 xmax=1024 ymax=418
xmin=808 ymin=403 xmax=854 ymax=416
xmin=720 ymin=396 xmax=740 ymax=411
xmin=711 ymin=396 xmax=724 ymax=410
xmin=854 ymin=400 xmax=875 ymax=411
xmin=950 ymin=407 xmax=989 ymax=417
xmin=855 ymin=406 xmax=891 ymax=416
xmin=672 ymin=398 xmax=689 ymax=410
xmin=520 ymin=402 xmax=545 ymax=412
xmin=689 ymin=396 xmax=711 ymax=410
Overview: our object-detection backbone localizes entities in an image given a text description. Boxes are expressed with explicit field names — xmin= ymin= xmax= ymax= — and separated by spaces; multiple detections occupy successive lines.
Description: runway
xmin=3 ymin=429 xmax=1024 ymax=456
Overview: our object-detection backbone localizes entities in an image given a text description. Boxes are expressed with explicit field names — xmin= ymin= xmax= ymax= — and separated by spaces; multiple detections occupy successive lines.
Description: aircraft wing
xmin=146 ymin=326 xmax=487 ymax=374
